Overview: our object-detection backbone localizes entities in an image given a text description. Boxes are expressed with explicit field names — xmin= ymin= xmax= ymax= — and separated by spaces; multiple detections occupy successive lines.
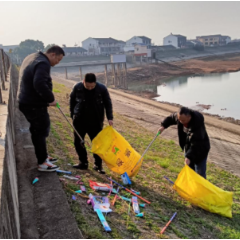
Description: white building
xmin=134 ymin=44 xmax=151 ymax=58
xmin=163 ymin=33 xmax=187 ymax=48
xmin=82 ymin=37 xmax=125 ymax=55
xmin=124 ymin=36 xmax=151 ymax=52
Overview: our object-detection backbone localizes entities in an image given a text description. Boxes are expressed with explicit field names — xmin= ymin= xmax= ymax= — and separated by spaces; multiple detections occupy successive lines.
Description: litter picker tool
xmin=56 ymin=102 xmax=89 ymax=148
xmin=131 ymin=131 xmax=161 ymax=173
xmin=160 ymin=212 xmax=177 ymax=234
xmin=107 ymin=177 xmax=150 ymax=204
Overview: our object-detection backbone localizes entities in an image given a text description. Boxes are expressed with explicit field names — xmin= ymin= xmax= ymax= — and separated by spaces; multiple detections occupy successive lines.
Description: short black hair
xmin=46 ymin=45 xmax=65 ymax=56
xmin=85 ymin=73 xmax=96 ymax=83
xmin=179 ymin=107 xmax=191 ymax=116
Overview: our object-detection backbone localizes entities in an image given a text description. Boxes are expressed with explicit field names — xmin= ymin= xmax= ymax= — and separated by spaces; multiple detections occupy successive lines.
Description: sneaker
xmin=93 ymin=165 xmax=106 ymax=174
xmin=72 ymin=163 xmax=88 ymax=170
xmin=38 ymin=160 xmax=59 ymax=172
xmin=47 ymin=155 xmax=58 ymax=164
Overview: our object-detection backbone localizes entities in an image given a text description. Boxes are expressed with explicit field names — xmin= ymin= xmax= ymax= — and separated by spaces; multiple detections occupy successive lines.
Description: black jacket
xmin=161 ymin=110 xmax=210 ymax=164
xmin=18 ymin=51 xmax=54 ymax=107
xmin=70 ymin=82 xmax=113 ymax=123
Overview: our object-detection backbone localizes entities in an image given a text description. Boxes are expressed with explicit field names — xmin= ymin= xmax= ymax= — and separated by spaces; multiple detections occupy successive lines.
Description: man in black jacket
xmin=70 ymin=73 xmax=113 ymax=174
xmin=158 ymin=107 xmax=210 ymax=178
xmin=18 ymin=46 xmax=65 ymax=172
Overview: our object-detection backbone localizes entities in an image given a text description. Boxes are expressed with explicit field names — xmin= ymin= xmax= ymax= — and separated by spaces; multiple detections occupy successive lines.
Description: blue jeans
xmin=188 ymin=157 xmax=207 ymax=179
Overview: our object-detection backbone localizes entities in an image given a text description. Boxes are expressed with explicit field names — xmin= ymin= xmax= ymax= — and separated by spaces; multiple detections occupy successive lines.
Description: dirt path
xmin=53 ymin=76 xmax=240 ymax=178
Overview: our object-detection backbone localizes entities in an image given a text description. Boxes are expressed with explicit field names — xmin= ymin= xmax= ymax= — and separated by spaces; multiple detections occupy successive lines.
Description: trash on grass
xmin=89 ymin=180 xmax=112 ymax=192
xmin=72 ymin=195 xmax=76 ymax=200
xmin=56 ymin=169 xmax=72 ymax=174
xmin=95 ymin=209 xmax=112 ymax=232
xmin=88 ymin=193 xmax=112 ymax=213
xmin=136 ymin=212 xmax=144 ymax=217
xmin=63 ymin=175 xmax=79 ymax=180
xmin=132 ymin=196 xmax=140 ymax=214
xmin=121 ymin=172 xmax=132 ymax=185
xmin=32 ymin=177 xmax=39 ymax=185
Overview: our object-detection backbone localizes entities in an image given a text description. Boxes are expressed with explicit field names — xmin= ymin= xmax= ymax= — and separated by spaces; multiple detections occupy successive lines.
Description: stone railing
xmin=0 ymin=48 xmax=20 ymax=238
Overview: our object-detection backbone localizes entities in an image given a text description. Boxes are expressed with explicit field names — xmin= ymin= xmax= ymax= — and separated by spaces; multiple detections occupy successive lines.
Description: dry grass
xmin=47 ymin=81 xmax=240 ymax=239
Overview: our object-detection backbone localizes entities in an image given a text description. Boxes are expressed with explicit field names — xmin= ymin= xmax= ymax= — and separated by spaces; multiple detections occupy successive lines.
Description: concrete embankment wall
xmin=0 ymin=49 xmax=20 ymax=238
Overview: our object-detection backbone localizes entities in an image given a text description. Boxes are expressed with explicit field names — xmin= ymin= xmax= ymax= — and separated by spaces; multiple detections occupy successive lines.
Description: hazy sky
xmin=1 ymin=1 xmax=240 ymax=47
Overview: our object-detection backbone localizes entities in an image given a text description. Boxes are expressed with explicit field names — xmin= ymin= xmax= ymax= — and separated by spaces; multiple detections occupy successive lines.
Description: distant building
xmin=0 ymin=44 xmax=19 ymax=53
xmin=124 ymin=36 xmax=152 ymax=52
xmin=163 ymin=33 xmax=187 ymax=48
xmin=228 ymin=39 xmax=240 ymax=44
xmin=82 ymin=37 xmax=125 ymax=55
xmin=185 ymin=40 xmax=203 ymax=47
xmin=62 ymin=47 xmax=87 ymax=56
xmin=134 ymin=43 xmax=151 ymax=57
xmin=196 ymin=35 xmax=231 ymax=46
xmin=150 ymin=45 xmax=176 ymax=51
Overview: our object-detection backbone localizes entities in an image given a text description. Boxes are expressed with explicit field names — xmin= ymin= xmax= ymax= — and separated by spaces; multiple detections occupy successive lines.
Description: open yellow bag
xmin=173 ymin=165 xmax=233 ymax=218
xmin=91 ymin=126 xmax=142 ymax=177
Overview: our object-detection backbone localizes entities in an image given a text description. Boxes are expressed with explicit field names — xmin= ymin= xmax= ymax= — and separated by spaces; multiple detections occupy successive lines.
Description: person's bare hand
xmin=109 ymin=120 xmax=113 ymax=126
xmin=185 ymin=158 xmax=191 ymax=165
xmin=49 ymin=100 xmax=57 ymax=106
xmin=158 ymin=126 xmax=165 ymax=134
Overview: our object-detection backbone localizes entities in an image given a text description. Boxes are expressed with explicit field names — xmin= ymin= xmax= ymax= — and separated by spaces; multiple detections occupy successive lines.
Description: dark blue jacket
xmin=18 ymin=52 xmax=54 ymax=107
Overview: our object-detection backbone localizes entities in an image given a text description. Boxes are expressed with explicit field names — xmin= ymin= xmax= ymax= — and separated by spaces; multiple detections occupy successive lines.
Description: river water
xmin=154 ymin=71 xmax=240 ymax=119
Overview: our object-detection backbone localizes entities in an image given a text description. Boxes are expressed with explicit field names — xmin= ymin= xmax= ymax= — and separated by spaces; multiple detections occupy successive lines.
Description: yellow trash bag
xmin=91 ymin=126 xmax=142 ymax=177
xmin=173 ymin=165 xmax=233 ymax=218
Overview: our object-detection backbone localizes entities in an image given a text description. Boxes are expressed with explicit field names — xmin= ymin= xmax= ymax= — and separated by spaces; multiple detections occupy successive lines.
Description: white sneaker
xmin=38 ymin=160 xmax=59 ymax=172
xmin=47 ymin=155 xmax=58 ymax=164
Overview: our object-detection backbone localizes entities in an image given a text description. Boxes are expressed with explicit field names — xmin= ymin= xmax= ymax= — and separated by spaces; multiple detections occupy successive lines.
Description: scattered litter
xmin=89 ymin=194 xmax=112 ymax=213
xmin=108 ymin=178 xmax=150 ymax=204
xmin=56 ymin=169 xmax=72 ymax=174
xmin=72 ymin=195 xmax=76 ymax=200
xmin=139 ymin=204 xmax=145 ymax=208
xmin=59 ymin=178 xmax=66 ymax=182
xmin=132 ymin=196 xmax=140 ymax=214
xmin=67 ymin=163 xmax=72 ymax=166
xmin=95 ymin=209 xmax=112 ymax=232
xmin=121 ymin=172 xmax=132 ymax=185
xmin=160 ymin=212 xmax=177 ymax=234
xmin=32 ymin=177 xmax=39 ymax=185
xmin=80 ymin=185 xmax=86 ymax=192
xmin=131 ymin=189 xmax=140 ymax=195
xmin=63 ymin=175 xmax=79 ymax=180
xmin=75 ymin=175 xmax=81 ymax=179
xmin=89 ymin=180 xmax=112 ymax=192
xmin=75 ymin=190 xmax=82 ymax=193
xmin=120 ymin=196 xmax=131 ymax=202
xmin=76 ymin=180 xmax=84 ymax=185
xmin=136 ymin=212 xmax=144 ymax=217
xmin=112 ymin=194 xmax=118 ymax=206
xmin=164 ymin=176 xmax=174 ymax=185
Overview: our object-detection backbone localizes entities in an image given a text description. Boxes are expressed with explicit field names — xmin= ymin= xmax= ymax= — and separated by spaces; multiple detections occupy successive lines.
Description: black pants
xmin=73 ymin=118 xmax=103 ymax=167
xmin=19 ymin=104 xmax=50 ymax=164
